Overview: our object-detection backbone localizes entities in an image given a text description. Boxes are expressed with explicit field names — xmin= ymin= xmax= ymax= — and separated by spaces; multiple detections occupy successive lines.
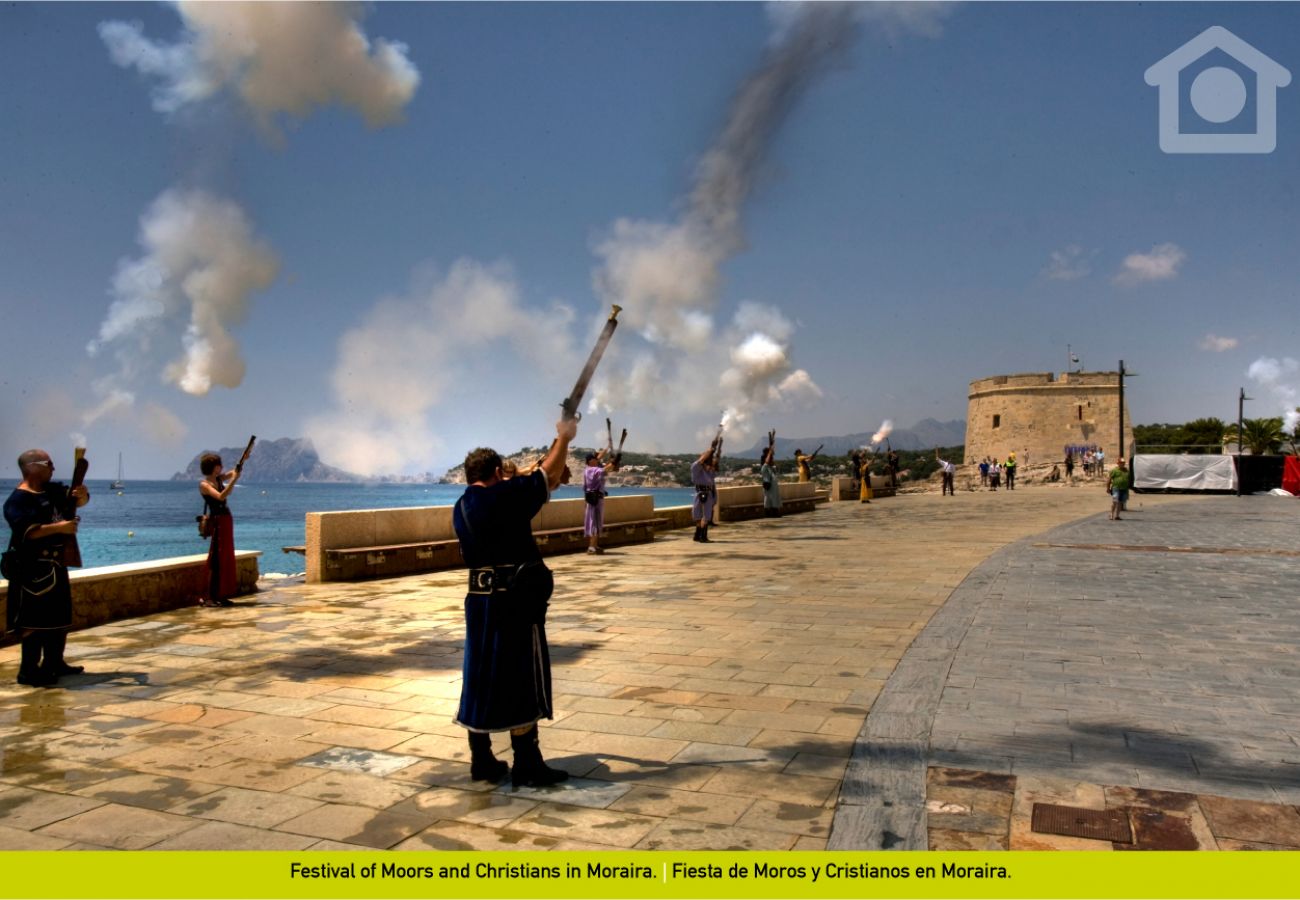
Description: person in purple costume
xmin=583 ymin=449 xmax=616 ymax=555
xmin=691 ymin=440 xmax=719 ymax=543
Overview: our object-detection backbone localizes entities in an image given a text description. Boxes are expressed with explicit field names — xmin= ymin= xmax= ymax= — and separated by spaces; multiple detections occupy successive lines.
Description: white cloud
xmin=99 ymin=2 xmax=420 ymax=134
xmin=1042 ymin=244 xmax=1091 ymax=281
xmin=1198 ymin=333 xmax=1239 ymax=352
xmin=1113 ymin=242 xmax=1186 ymax=285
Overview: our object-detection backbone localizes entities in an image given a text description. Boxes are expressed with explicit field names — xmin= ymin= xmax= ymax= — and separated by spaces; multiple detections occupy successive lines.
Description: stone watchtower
xmin=965 ymin=372 xmax=1134 ymax=467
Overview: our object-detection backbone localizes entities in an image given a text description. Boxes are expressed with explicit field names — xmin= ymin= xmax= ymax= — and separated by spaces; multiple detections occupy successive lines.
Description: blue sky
xmin=2 ymin=2 xmax=1298 ymax=478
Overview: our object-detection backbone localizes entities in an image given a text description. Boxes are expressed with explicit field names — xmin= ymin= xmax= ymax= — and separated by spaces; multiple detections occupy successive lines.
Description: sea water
xmin=0 ymin=480 xmax=694 ymax=576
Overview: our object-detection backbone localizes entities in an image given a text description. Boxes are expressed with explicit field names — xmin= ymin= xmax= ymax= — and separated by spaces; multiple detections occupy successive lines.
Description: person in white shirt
xmin=935 ymin=450 xmax=956 ymax=496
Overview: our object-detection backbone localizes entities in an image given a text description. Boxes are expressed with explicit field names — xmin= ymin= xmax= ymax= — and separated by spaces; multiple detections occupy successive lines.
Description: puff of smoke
xmin=591 ymin=6 xmax=852 ymax=441
xmin=766 ymin=1 xmax=957 ymax=45
xmin=593 ymin=4 xmax=857 ymax=351
xmin=871 ymin=419 xmax=894 ymax=446
xmin=589 ymin=303 xmax=821 ymax=449
xmin=88 ymin=189 xmax=278 ymax=397
xmin=305 ymin=259 xmax=578 ymax=476
xmin=99 ymin=1 xmax=420 ymax=133
xmin=1247 ymin=356 xmax=1300 ymax=433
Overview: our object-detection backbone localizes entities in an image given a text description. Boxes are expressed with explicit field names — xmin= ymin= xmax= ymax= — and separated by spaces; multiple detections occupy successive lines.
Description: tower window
xmin=992 ymin=415 xmax=1001 ymax=428
xmin=1077 ymin=405 xmax=1083 ymax=421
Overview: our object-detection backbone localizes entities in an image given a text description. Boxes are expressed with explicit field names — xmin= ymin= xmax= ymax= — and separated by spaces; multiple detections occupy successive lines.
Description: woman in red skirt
xmin=198 ymin=453 xmax=242 ymax=607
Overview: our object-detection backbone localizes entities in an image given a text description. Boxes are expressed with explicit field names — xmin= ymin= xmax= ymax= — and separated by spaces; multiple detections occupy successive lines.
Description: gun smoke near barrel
xmin=590 ymin=5 xmax=860 ymax=442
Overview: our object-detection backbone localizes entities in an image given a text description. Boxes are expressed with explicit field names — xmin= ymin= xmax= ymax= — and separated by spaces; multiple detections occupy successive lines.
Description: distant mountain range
xmin=171 ymin=437 xmax=363 ymax=483
xmin=736 ymin=418 xmax=965 ymax=459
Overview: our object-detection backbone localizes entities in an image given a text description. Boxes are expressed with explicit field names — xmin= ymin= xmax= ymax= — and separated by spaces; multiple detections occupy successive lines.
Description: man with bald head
xmin=5 ymin=449 xmax=89 ymax=686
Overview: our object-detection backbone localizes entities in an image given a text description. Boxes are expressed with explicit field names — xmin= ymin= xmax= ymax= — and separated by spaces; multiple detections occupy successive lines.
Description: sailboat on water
xmin=109 ymin=452 xmax=124 ymax=490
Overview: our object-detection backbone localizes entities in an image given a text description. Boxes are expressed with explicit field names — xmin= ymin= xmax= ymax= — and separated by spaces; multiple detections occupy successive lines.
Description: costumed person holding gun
xmin=584 ymin=421 xmax=628 ymax=555
xmin=860 ymin=450 xmax=874 ymax=504
xmin=583 ymin=448 xmax=615 ymax=555
xmin=197 ymin=436 xmax=254 ymax=608
xmin=795 ymin=445 xmax=822 ymax=483
xmin=452 ymin=304 xmax=620 ymax=787
xmin=4 ymin=449 xmax=89 ymax=686
xmin=692 ymin=431 xmax=721 ymax=542
xmin=760 ymin=430 xmax=781 ymax=518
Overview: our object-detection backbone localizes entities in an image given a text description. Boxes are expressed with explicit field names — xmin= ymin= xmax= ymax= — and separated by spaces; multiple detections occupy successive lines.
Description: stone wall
xmin=306 ymin=494 xmax=657 ymax=583
xmin=1 ymin=551 xmax=261 ymax=638
xmin=965 ymin=371 xmax=1134 ymax=467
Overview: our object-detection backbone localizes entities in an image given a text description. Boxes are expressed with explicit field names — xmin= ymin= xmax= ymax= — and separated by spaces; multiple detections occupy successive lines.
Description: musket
xmin=614 ymin=427 xmax=628 ymax=469
xmin=606 ymin=417 xmax=615 ymax=455
xmin=561 ymin=305 xmax=622 ymax=421
xmin=61 ymin=447 xmax=88 ymax=568
xmin=236 ymin=435 xmax=256 ymax=472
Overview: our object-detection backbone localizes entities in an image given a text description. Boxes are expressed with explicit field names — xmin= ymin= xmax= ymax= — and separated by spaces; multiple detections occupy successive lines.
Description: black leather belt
xmin=468 ymin=565 xmax=523 ymax=595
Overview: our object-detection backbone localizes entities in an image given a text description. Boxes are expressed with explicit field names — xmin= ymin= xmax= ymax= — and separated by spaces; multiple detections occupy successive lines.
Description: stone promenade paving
xmin=1 ymin=485 xmax=1296 ymax=850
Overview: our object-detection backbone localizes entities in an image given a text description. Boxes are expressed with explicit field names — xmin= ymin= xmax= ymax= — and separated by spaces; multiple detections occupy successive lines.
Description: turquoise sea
xmin=0 ymin=480 xmax=695 ymax=576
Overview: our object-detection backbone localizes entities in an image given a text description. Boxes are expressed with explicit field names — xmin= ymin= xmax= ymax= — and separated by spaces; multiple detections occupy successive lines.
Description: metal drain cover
xmin=1031 ymin=803 xmax=1132 ymax=843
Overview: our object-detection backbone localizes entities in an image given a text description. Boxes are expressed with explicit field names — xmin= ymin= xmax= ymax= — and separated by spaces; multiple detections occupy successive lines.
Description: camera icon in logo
xmin=1145 ymin=26 xmax=1290 ymax=154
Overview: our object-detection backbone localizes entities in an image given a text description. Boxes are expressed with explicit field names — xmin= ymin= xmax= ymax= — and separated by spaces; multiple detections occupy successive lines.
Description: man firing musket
xmin=795 ymin=444 xmax=822 ymax=484
xmin=760 ymin=429 xmax=782 ymax=518
xmin=5 ymin=447 xmax=90 ymax=686
xmin=691 ymin=423 xmax=723 ymax=543
xmin=451 ymin=304 xmax=620 ymax=788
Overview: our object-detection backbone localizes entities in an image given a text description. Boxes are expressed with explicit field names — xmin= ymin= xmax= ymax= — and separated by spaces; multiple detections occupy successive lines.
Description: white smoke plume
xmin=591 ymin=5 xmax=874 ymax=442
xmin=88 ymin=189 xmax=278 ymax=397
xmin=870 ymin=419 xmax=894 ymax=446
xmin=306 ymin=259 xmax=578 ymax=476
xmin=99 ymin=2 xmax=420 ymax=134
xmin=1247 ymin=356 xmax=1300 ymax=434
xmin=767 ymin=1 xmax=958 ymax=44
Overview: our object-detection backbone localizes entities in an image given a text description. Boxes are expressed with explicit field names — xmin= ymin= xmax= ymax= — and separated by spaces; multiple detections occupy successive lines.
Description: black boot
xmin=44 ymin=631 xmax=83 ymax=676
xmin=468 ymin=731 xmax=508 ymax=783
xmin=699 ymin=525 xmax=712 ymax=543
xmin=16 ymin=636 xmax=55 ymax=687
xmin=692 ymin=526 xmax=702 ymax=542
xmin=510 ymin=725 xmax=569 ymax=788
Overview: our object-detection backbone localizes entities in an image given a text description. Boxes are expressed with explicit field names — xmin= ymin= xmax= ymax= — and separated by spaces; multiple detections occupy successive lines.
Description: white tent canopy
xmin=1133 ymin=454 xmax=1237 ymax=492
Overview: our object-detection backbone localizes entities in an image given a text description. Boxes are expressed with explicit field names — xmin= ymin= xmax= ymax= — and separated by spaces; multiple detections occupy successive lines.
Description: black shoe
xmin=468 ymin=731 xmax=509 ymax=783
xmin=510 ymin=726 xmax=569 ymax=788
xmin=17 ymin=669 xmax=57 ymax=687
xmin=51 ymin=662 xmax=84 ymax=676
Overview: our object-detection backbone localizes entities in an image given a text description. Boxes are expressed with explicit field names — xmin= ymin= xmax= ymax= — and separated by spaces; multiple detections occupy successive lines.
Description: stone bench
xmin=718 ymin=497 xmax=819 ymax=522
xmin=307 ymin=495 xmax=664 ymax=583
xmin=321 ymin=518 xmax=668 ymax=582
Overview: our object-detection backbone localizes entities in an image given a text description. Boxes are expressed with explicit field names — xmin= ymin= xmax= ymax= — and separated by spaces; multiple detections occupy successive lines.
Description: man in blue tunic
xmin=452 ymin=417 xmax=576 ymax=787
xmin=5 ymin=450 xmax=89 ymax=686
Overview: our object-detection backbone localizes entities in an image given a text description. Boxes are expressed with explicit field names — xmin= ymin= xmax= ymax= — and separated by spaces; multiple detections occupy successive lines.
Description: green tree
xmin=1177 ymin=417 xmax=1227 ymax=453
xmin=1223 ymin=417 xmax=1286 ymax=455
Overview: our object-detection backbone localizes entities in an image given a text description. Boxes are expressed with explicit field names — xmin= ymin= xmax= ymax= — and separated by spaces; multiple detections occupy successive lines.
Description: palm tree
xmin=1223 ymin=417 xmax=1286 ymax=456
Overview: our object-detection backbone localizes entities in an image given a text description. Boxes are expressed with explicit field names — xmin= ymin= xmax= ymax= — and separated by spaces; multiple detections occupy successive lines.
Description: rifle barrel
xmin=561 ymin=306 xmax=621 ymax=420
